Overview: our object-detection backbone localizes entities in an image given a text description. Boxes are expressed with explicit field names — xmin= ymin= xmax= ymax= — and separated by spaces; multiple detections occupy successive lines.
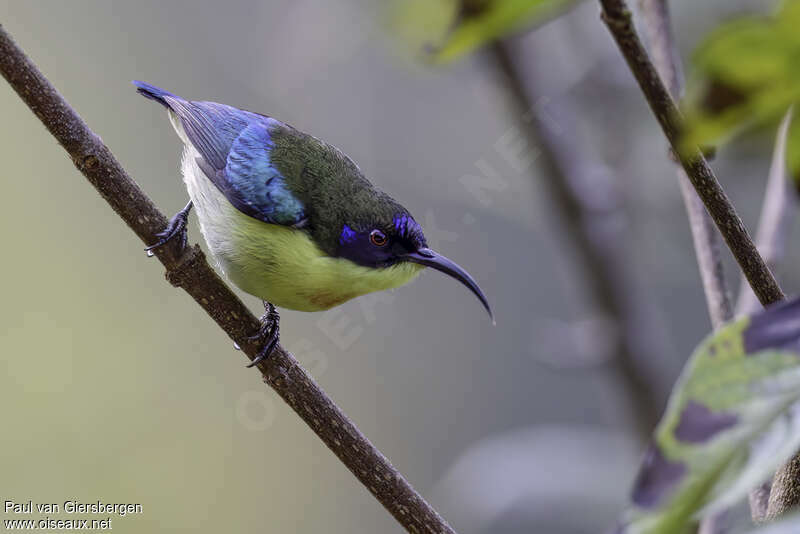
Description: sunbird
xmin=134 ymin=81 xmax=492 ymax=366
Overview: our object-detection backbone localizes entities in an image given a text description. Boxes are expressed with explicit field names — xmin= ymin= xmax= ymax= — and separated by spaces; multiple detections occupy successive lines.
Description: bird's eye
xmin=370 ymin=230 xmax=388 ymax=247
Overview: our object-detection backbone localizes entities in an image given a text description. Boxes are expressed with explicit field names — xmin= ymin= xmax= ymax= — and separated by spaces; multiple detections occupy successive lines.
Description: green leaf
xmin=393 ymin=0 xmax=584 ymax=63
xmin=617 ymin=298 xmax=800 ymax=534
xmin=390 ymin=0 xmax=459 ymax=59
xmin=435 ymin=0 xmax=582 ymax=62
xmin=682 ymin=0 xmax=800 ymax=179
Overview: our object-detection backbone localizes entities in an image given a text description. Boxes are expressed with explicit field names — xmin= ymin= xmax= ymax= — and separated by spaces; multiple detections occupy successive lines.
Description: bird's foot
xmin=145 ymin=201 xmax=193 ymax=256
xmin=246 ymin=301 xmax=280 ymax=368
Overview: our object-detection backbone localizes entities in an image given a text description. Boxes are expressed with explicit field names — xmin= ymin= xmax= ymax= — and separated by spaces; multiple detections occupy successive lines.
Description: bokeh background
xmin=0 ymin=1 xmax=792 ymax=532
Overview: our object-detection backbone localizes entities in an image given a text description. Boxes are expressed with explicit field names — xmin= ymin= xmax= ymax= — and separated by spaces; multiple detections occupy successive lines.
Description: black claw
xmin=145 ymin=201 xmax=193 ymax=254
xmin=246 ymin=302 xmax=280 ymax=368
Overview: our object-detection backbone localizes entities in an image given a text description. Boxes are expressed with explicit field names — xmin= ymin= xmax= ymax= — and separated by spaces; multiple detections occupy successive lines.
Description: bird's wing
xmin=212 ymin=121 xmax=307 ymax=226
xmin=165 ymin=98 xmax=307 ymax=227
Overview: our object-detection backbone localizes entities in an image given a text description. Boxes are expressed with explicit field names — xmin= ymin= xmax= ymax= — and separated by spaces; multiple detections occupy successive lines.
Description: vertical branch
xmin=678 ymin=178 xmax=733 ymax=328
xmin=600 ymin=0 xmax=800 ymax=523
xmin=639 ymin=0 xmax=732 ymax=331
xmin=490 ymin=40 xmax=663 ymax=437
xmin=637 ymin=5 xmax=732 ymax=527
xmin=638 ymin=1 xmax=735 ymax=526
xmin=749 ymin=483 xmax=772 ymax=525
xmin=756 ymin=109 xmax=797 ymax=522
xmin=640 ymin=2 xmax=795 ymax=525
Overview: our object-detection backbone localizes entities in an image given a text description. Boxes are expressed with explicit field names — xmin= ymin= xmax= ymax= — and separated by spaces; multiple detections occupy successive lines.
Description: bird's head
xmin=335 ymin=206 xmax=493 ymax=321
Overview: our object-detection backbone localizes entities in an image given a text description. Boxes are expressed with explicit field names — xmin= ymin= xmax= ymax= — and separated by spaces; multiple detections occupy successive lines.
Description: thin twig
xmin=598 ymin=0 xmax=785 ymax=307
xmin=639 ymin=3 xmax=795 ymax=522
xmin=736 ymin=108 xmax=796 ymax=317
xmin=749 ymin=482 xmax=772 ymax=525
xmin=677 ymin=180 xmax=733 ymax=328
xmin=638 ymin=0 xmax=682 ymax=97
xmin=491 ymin=40 xmax=663 ymax=437
xmin=638 ymin=4 xmax=733 ymax=527
xmin=757 ymin=109 xmax=798 ymax=523
xmin=600 ymin=0 xmax=797 ymax=524
xmin=638 ymin=0 xmax=732 ymax=331
xmin=637 ymin=0 xmax=796 ymax=524
xmin=0 ymin=24 xmax=457 ymax=534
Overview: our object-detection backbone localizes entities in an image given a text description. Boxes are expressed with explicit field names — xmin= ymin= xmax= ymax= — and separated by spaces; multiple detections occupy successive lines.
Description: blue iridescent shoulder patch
xmin=222 ymin=120 xmax=306 ymax=226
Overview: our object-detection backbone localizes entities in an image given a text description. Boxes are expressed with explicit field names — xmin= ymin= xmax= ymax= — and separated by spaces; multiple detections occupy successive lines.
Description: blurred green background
xmin=0 ymin=1 xmax=794 ymax=532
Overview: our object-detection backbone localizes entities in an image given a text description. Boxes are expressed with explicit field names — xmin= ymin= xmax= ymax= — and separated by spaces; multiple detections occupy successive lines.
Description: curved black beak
xmin=402 ymin=248 xmax=494 ymax=322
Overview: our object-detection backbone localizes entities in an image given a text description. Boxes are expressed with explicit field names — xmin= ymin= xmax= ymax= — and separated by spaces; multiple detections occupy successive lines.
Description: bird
xmin=133 ymin=81 xmax=493 ymax=367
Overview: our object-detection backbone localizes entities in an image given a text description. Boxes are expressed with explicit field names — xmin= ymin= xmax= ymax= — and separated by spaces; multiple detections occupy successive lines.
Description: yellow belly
xmin=180 ymin=146 xmax=423 ymax=311
xmin=219 ymin=215 xmax=423 ymax=311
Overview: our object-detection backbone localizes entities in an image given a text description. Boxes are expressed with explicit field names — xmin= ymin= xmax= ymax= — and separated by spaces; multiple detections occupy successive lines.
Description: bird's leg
xmin=246 ymin=301 xmax=280 ymax=368
xmin=145 ymin=200 xmax=193 ymax=255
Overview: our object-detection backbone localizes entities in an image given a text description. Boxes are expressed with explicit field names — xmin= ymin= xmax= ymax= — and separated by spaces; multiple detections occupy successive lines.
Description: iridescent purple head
xmin=336 ymin=212 xmax=427 ymax=268
xmin=335 ymin=211 xmax=493 ymax=320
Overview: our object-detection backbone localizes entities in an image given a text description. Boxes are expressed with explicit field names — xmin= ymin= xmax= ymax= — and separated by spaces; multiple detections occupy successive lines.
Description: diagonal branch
xmin=598 ymin=0 xmax=785 ymax=307
xmin=640 ymin=4 xmax=795 ymax=523
xmin=639 ymin=0 xmax=732 ymax=331
xmin=0 ymin=24 xmax=456 ymax=534
xmin=600 ymin=0 xmax=800 ymax=524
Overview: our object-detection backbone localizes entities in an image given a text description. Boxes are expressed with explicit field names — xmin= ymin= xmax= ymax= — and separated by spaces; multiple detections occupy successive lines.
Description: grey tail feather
xmin=132 ymin=80 xmax=179 ymax=109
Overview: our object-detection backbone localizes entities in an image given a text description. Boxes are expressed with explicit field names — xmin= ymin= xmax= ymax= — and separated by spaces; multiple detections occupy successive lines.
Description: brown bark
xmin=0 ymin=23 xmax=456 ymax=534
xmin=598 ymin=0 xmax=784 ymax=307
